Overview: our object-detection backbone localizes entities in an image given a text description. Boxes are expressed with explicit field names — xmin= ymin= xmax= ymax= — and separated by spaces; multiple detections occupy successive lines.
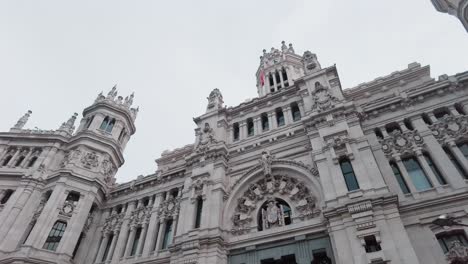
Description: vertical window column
xmin=154 ymin=219 xmax=166 ymax=254
xmin=268 ymin=112 xmax=277 ymax=130
xmin=415 ymin=151 xmax=443 ymax=190
xmin=448 ymin=142 xmax=468 ymax=175
xmin=253 ymin=117 xmax=262 ymax=135
xmin=96 ymin=232 xmax=111 ymax=262
xmin=239 ymin=121 xmax=247 ymax=140
xmin=278 ymin=68 xmax=285 ymax=88
xmin=283 ymin=106 xmax=292 ymax=125
xmin=394 ymin=156 xmax=417 ymax=193
xmin=104 ymin=233 xmax=117 ymax=262
xmin=339 ymin=158 xmax=360 ymax=191
xmin=124 ymin=226 xmax=137 ymax=257
xmin=6 ymin=149 xmax=20 ymax=167
xmin=449 ymin=105 xmax=461 ymax=116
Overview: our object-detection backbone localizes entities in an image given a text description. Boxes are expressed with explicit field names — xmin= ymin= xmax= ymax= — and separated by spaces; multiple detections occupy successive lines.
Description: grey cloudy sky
xmin=0 ymin=0 xmax=467 ymax=183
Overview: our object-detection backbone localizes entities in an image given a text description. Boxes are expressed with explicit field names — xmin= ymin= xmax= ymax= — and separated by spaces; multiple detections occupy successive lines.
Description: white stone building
xmin=431 ymin=0 xmax=468 ymax=31
xmin=1 ymin=42 xmax=468 ymax=264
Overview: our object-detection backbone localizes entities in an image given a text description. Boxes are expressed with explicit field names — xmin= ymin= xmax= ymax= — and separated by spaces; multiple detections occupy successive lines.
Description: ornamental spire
xmin=13 ymin=110 xmax=32 ymax=129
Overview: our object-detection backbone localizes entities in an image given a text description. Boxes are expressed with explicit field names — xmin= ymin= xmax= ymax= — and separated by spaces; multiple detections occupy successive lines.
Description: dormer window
xmin=100 ymin=116 xmax=115 ymax=133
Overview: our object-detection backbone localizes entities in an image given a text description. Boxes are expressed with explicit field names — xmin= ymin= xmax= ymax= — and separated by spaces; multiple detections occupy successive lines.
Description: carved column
xmin=6 ymin=148 xmax=20 ymax=167
xmin=124 ymin=226 xmax=137 ymax=257
xmin=20 ymin=148 xmax=33 ymax=168
xmin=142 ymin=194 xmax=162 ymax=256
xmin=283 ymin=106 xmax=292 ymax=125
xmin=297 ymin=101 xmax=305 ymax=118
xmin=394 ymin=156 xmax=417 ymax=194
xmin=448 ymin=141 xmax=468 ymax=174
xmin=112 ymin=201 xmax=136 ymax=262
xmin=415 ymin=150 xmax=442 ymax=191
xmin=449 ymin=105 xmax=460 ymax=116
xmin=154 ymin=220 xmax=166 ymax=253
xmin=253 ymin=117 xmax=262 ymax=135
xmin=95 ymin=233 xmax=110 ymax=263
xmin=268 ymin=112 xmax=277 ymax=129
xmin=278 ymin=68 xmax=285 ymax=88
xmin=427 ymin=112 xmax=438 ymax=123
xmin=106 ymin=232 xmax=118 ymax=262
xmin=239 ymin=121 xmax=247 ymax=140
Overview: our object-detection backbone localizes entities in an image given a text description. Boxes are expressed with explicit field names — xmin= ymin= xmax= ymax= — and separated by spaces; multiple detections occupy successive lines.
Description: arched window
xmin=0 ymin=189 xmax=14 ymax=204
xmin=424 ymin=153 xmax=446 ymax=185
xmin=233 ymin=123 xmax=240 ymax=141
xmin=106 ymin=118 xmax=115 ymax=133
xmin=455 ymin=103 xmax=466 ymax=115
xmin=99 ymin=116 xmax=116 ymax=133
xmin=257 ymin=198 xmax=292 ymax=231
xmin=291 ymin=102 xmax=301 ymax=121
xmin=282 ymin=68 xmax=288 ymax=83
xmin=27 ymin=156 xmax=38 ymax=168
xmin=100 ymin=117 xmax=109 ymax=130
xmin=339 ymin=158 xmax=360 ymax=191
xmin=43 ymin=221 xmax=67 ymax=251
xmin=275 ymin=108 xmax=285 ymax=127
xmin=14 ymin=156 xmax=25 ymax=167
xmin=390 ymin=162 xmax=410 ymax=194
xmin=247 ymin=118 xmax=254 ymax=137
xmin=374 ymin=128 xmax=384 ymax=139
xmin=2 ymin=155 xmax=12 ymax=166
xmin=275 ymin=71 xmax=281 ymax=88
xmin=194 ymin=196 xmax=203 ymax=229
xmin=422 ymin=113 xmax=433 ymax=125
xmin=261 ymin=113 xmax=269 ymax=131
xmin=402 ymin=156 xmax=432 ymax=191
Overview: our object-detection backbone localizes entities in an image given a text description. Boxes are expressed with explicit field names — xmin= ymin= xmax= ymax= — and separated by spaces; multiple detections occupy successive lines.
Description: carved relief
xmin=259 ymin=149 xmax=274 ymax=177
xmin=158 ymin=196 xmax=181 ymax=221
xmin=261 ymin=197 xmax=285 ymax=229
xmin=447 ymin=240 xmax=468 ymax=262
xmin=129 ymin=205 xmax=152 ymax=227
xmin=194 ymin=123 xmax=217 ymax=154
xmin=59 ymin=201 xmax=76 ymax=217
xmin=102 ymin=212 xmax=124 ymax=234
xmin=379 ymin=130 xmax=424 ymax=157
xmin=81 ymin=151 xmax=99 ymax=168
xmin=430 ymin=115 xmax=468 ymax=144
xmin=206 ymin=88 xmax=224 ymax=111
xmin=231 ymin=174 xmax=320 ymax=235
xmin=311 ymin=82 xmax=339 ymax=112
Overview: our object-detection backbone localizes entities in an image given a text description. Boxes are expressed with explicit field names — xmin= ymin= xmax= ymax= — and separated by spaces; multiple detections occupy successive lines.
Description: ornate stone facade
xmin=0 ymin=42 xmax=468 ymax=264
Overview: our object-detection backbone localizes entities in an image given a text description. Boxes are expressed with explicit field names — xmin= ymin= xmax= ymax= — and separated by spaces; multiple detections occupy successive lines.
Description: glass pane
xmin=403 ymin=158 xmax=432 ymax=191
xmin=459 ymin=144 xmax=468 ymax=159
xmin=425 ymin=155 xmax=446 ymax=185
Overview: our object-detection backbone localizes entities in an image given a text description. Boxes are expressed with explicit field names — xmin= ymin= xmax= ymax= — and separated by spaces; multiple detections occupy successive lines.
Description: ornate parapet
xmin=379 ymin=129 xmax=424 ymax=157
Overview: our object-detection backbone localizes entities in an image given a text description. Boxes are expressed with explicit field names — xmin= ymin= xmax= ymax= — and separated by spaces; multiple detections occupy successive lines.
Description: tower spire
xmin=12 ymin=110 xmax=32 ymax=129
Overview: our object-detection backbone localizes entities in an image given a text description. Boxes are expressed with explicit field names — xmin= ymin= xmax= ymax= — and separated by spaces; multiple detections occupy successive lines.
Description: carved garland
xmin=231 ymin=174 xmax=320 ymax=235
xmin=430 ymin=114 xmax=468 ymax=144
xmin=379 ymin=130 xmax=424 ymax=157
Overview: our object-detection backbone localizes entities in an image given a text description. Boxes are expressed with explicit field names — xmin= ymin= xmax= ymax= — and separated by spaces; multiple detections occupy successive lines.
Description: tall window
xmin=84 ymin=116 xmax=94 ymax=129
xmin=233 ymin=123 xmax=240 ymax=141
xmin=274 ymin=71 xmax=281 ymax=88
xmin=14 ymin=156 xmax=25 ymax=167
xmin=161 ymin=219 xmax=173 ymax=249
xmin=247 ymin=118 xmax=254 ymax=137
xmin=99 ymin=116 xmax=115 ymax=133
xmin=390 ymin=162 xmax=410 ymax=194
xmin=402 ymin=157 xmax=432 ymax=191
xmin=364 ymin=235 xmax=381 ymax=253
xmin=281 ymin=68 xmax=288 ymax=85
xmin=444 ymin=147 xmax=468 ymax=178
xmin=261 ymin=113 xmax=269 ymax=131
xmin=0 ymin=189 xmax=14 ymax=204
xmin=66 ymin=191 xmax=80 ymax=205
xmin=27 ymin=156 xmax=38 ymax=168
xmin=43 ymin=221 xmax=67 ymax=251
xmin=194 ymin=196 xmax=203 ymax=229
xmin=21 ymin=220 xmax=36 ymax=245
xmin=72 ymin=233 xmax=85 ymax=259
xmin=130 ymin=227 xmax=142 ymax=256
xmin=339 ymin=158 xmax=360 ymax=191
xmin=275 ymin=108 xmax=285 ymax=127
xmin=2 ymin=155 xmax=12 ymax=166
xmin=118 ymin=128 xmax=127 ymax=143
xmin=458 ymin=143 xmax=468 ymax=159
xmin=437 ymin=230 xmax=468 ymax=253
xmin=291 ymin=102 xmax=301 ymax=121
xmin=434 ymin=108 xmax=451 ymax=119
xmin=424 ymin=153 xmax=446 ymax=185
xmin=102 ymin=233 xmax=114 ymax=261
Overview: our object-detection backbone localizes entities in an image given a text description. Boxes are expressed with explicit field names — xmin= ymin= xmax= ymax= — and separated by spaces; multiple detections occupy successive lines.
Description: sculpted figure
xmin=259 ymin=149 xmax=273 ymax=176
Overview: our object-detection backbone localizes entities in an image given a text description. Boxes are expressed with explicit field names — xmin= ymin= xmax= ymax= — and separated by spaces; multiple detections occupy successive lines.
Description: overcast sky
xmin=0 ymin=0 xmax=467 ymax=183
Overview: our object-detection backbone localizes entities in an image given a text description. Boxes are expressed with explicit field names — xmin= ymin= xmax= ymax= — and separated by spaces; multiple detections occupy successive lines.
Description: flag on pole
xmin=259 ymin=69 xmax=265 ymax=87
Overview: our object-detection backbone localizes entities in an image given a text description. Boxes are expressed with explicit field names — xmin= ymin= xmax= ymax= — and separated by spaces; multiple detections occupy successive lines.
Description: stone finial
xmin=59 ymin=113 xmax=78 ymax=134
xmin=107 ymin=85 xmax=118 ymax=100
xmin=206 ymin=88 xmax=224 ymax=112
xmin=13 ymin=110 xmax=32 ymax=129
xmin=124 ymin=92 xmax=134 ymax=107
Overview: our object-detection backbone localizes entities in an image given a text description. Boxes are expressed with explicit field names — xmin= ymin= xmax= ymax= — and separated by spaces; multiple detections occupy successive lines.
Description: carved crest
xmin=311 ymin=82 xmax=339 ymax=112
